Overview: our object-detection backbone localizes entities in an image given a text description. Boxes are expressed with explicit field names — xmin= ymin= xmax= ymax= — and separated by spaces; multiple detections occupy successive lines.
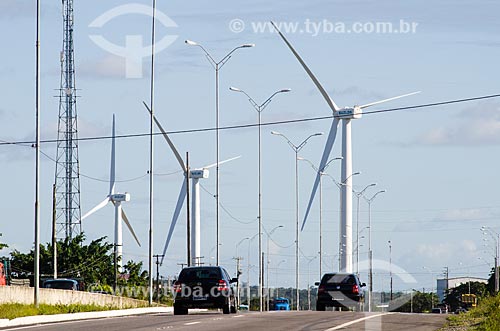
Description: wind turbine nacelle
xmin=190 ymin=169 xmax=209 ymax=179
xmin=336 ymin=106 xmax=362 ymax=119
xmin=111 ymin=193 xmax=130 ymax=202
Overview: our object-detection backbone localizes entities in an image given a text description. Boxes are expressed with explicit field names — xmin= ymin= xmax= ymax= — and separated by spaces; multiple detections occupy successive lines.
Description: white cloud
xmin=415 ymin=102 xmax=500 ymax=146
xmin=78 ymin=55 xmax=129 ymax=79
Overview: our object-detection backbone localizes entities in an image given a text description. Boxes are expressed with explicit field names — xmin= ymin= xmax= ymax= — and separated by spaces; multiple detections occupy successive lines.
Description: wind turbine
xmin=271 ymin=22 xmax=419 ymax=273
xmin=143 ymin=103 xmax=240 ymax=266
xmin=80 ymin=115 xmax=141 ymax=272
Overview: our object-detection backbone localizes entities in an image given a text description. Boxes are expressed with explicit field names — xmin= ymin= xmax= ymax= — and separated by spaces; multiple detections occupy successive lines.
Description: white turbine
xmin=143 ymin=103 xmax=240 ymax=266
xmin=271 ymin=22 xmax=419 ymax=273
xmin=80 ymin=114 xmax=141 ymax=272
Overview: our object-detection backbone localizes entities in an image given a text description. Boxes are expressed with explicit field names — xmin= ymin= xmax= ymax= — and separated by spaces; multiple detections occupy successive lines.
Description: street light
xmin=481 ymin=226 xmax=499 ymax=293
xmin=306 ymin=255 xmax=318 ymax=310
xmin=337 ymin=172 xmax=361 ymax=270
xmin=365 ymin=189 xmax=386 ymax=312
xmin=266 ymin=225 xmax=284 ymax=311
xmin=235 ymin=237 xmax=249 ymax=307
xmin=272 ymin=131 xmax=323 ymax=311
xmin=423 ymin=266 xmax=435 ymax=308
xmin=186 ymin=40 xmax=254 ymax=266
xmin=247 ymin=233 xmax=259 ymax=304
xmin=388 ymin=240 xmax=393 ymax=301
xmin=230 ymin=87 xmax=290 ymax=312
xmin=353 ymin=183 xmax=376 ymax=276
xmin=298 ymin=156 xmax=342 ymax=280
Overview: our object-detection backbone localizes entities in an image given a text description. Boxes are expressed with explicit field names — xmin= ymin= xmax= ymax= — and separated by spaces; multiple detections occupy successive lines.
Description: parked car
xmin=315 ymin=273 xmax=365 ymax=311
xmin=273 ymin=297 xmax=291 ymax=310
xmin=431 ymin=308 xmax=442 ymax=314
xmin=42 ymin=278 xmax=79 ymax=291
xmin=172 ymin=266 xmax=238 ymax=315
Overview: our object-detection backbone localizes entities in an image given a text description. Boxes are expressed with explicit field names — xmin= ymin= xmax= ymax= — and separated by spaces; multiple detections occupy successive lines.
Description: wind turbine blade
xmin=142 ymin=101 xmax=186 ymax=173
xmin=161 ymin=180 xmax=187 ymax=262
xmin=360 ymin=91 xmax=421 ymax=109
xmin=109 ymin=114 xmax=116 ymax=195
xmin=203 ymin=156 xmax=241 ymax=169
xmin=271 ymin=21 xmax=340 ymax=112
xmin=120 ymin=206 xmax=141 ymax=247
xmin=80 ymin=197 xmax=110 ymax=221
xmin=301 ymin=118 xmax=340 ymax=231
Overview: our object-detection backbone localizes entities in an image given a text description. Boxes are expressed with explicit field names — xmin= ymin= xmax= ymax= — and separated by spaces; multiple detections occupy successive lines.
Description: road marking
xmin=184 ymin=321 xmax=201 ymax=326
xmin=324 ymin=313 xmax=392 ymax=331
xmin=232 ymin=315 xmax=244 ymax=318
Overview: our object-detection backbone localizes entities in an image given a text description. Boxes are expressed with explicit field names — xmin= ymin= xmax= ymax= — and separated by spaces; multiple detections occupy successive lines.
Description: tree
xmin=486 ymin=266 xmax=499 ymax=295
xmin=391 ymin=291 xmax=438 ymax=313
xmin=0 ymin=233 xmax=8 ymax=252
xmin=10 ymin=234 xmax=115 ymax=286
xmin=443 ymin=281 xmax=488 ymax=311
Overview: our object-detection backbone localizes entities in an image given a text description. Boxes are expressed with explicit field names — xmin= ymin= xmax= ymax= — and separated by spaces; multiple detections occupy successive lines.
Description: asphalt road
xmin=2 ymin=311 xmax=448 ymax=331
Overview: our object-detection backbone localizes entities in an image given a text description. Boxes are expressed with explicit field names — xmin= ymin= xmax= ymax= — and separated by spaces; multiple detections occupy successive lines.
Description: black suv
xmin=172 ymin=266 xmax=238 ymax=315
xmin=315 ymin=273 xmax=366 ymax=311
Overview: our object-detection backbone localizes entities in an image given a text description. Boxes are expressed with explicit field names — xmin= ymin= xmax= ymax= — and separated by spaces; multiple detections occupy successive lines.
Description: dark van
xmin=42 ymin=278 xmax=79 ymax=291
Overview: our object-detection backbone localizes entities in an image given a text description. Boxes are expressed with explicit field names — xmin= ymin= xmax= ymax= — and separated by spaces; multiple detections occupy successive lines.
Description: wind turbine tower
xmin=54 ymin=0 xmax=82 ymax=239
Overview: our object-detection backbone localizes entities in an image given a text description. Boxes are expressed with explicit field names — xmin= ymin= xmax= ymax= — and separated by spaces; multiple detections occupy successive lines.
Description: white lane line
xmin=324 ymin=313 xmax=392 ymax=331
xmin=232 ymin=315 xmax=244 ymax=318
xmin=184 ymin=321 xmax=201 ymax=326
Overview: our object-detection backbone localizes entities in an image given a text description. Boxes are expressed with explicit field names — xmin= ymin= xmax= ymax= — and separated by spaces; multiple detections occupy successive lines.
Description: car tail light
xmin=173 ymin=281 xmax=182 ymax=293
xmin=352 ymin=284 xmax=359 ymax=294
xmin=318 ymin=285 xmax=325 ymax=294
xmin=217 ymin=280 xmax=228 ymax=291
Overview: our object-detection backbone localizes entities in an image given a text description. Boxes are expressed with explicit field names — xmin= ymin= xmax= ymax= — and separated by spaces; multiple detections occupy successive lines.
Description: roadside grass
xmin=0 ymin=303 xmax=122 ymax=320
xmin=439 ymin=294 xmax=500 ymax=331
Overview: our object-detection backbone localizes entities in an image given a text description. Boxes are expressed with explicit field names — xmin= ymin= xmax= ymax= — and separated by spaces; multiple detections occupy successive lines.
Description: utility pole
xmin=52 ymin=184 xmax=57 ymax=279
xmin=262 ymin=252 xmax=265 ymax=310
xmin=153 ymin=254 xmax=164 ymax=304
xmin=233 ymin=257 xmax=243 ymax=308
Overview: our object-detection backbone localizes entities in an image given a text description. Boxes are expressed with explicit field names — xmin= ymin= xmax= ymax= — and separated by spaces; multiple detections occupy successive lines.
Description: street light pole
xmin=230 ymin=87 xmax=290 ymax=312
xmin=423 ymin=266 xmax=434 ymax=308
xmin=266 ymin=225 xmax=284 ymax=311
xmin=297 ymin=157 xmax=342 ymax=280
xmin=306 ymin=256 xmax=317 ymax=311
xmin=247 ymin=233 xmax=259 ymax=306
xmin=481 ymin=226 xmax=499 ymax=293
xmin=235 ymin=237 xmax=249 ymax=308
xmin=388 ymin=240 xmax=393 ymax=301
xmin=186 ymin=40 xmax=254 ymax=266
xmin=354 ymin=183 xmax=376 ymax=276
xmin=338 ymin=172 xmax=361 ymax=271
xmin=272 ymin=131 xmax=323 ymax=311
xmin=365 ymin=189 xmax=386 ymax=312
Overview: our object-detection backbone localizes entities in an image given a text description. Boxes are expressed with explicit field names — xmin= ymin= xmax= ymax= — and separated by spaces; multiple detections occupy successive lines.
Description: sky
xmin=1 ymin=0 xmax=500 ymax=295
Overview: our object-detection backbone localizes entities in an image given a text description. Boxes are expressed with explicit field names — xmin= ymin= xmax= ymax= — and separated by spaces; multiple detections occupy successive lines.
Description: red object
xmin=0 ymin=262 xmax=6 ymax=286
xmin=173 ymin=281 xmax=182 ymax=293
xmin=217 ymin=280 xmax=228 ymax=291
xmin=352 ymin=284 xmax=359 ymax=294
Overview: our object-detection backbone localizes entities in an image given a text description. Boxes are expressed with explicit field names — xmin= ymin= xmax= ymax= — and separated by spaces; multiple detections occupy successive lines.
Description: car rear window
xmin=276 ymin=299 xmax=288 ymax=304
xmin=322 ymin=274 xmax=356 ymax=285
xmin=178 ymin=268 xmax=221 ymax=281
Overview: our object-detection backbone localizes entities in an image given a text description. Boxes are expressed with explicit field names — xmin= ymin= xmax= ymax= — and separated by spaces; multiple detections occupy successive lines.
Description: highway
xmin=2 ymin=311 xmax=447 ymax=331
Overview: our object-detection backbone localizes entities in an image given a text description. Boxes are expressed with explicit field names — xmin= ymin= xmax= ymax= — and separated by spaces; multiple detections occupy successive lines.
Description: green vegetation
xmin=9 ymin=233 xmax=150 ymax=300
xmin=440 ymin=294 xmax=500 ymax=331
xmin=0 ymin=303 xmax=117 ymax=320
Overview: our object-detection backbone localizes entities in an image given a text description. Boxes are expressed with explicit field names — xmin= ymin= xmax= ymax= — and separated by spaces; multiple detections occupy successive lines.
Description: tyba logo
xmin=89 ymin=4 xmax=178 ymax=78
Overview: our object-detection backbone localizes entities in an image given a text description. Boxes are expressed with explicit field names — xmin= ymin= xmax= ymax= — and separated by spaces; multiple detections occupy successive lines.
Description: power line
xmin=1 ymin=93 xmax=500 ymax=147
